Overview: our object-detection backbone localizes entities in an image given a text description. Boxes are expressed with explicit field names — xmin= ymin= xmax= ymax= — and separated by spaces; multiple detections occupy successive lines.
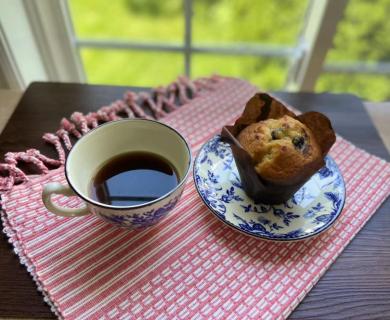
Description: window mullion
xmin=183 ymin=0 xmax=192 ymax=77
xmin=285 ymin=0 xmax=349 ymax=92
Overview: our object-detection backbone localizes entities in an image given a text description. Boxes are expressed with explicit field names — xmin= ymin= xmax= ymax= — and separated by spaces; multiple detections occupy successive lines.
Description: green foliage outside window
xmin=70 ymin=0 xmax=390 ymax=101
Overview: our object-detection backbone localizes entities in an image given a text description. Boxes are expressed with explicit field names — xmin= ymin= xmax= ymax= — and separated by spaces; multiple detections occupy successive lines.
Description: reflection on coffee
xmin=90 ymin=151 xmax=179 ymax=206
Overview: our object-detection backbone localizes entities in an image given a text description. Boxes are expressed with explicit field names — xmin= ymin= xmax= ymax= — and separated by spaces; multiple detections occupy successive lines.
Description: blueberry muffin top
xmin=237 ymin=115 xmax=322 ymax=184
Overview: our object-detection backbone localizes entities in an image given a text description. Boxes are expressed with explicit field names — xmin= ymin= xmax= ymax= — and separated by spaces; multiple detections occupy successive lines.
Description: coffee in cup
xmin=42 ymin=119 xmax=191 ymax=229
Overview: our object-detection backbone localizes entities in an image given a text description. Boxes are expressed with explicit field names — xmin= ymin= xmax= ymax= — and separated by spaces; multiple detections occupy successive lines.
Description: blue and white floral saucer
xmin=193 ymin=135 xmax=346 ymax=241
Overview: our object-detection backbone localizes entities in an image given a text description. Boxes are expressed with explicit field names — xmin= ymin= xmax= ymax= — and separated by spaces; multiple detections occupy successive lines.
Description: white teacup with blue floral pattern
xmin=42 ymin=119 xmax=192 ymax=229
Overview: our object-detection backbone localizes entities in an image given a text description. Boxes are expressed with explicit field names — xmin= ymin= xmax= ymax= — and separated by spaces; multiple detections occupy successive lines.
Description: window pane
xmin=317 ymin=0 xmax=390 ymax=101
xmin=192 ymin=55 xmax=288 ymax=90
xmin=193 ymin=0 xmax=308 ymax=45
xmin=69 ymin=0 xmax=183 ymax=42
xmin=80 ymin=50 xmax=183 ymax=86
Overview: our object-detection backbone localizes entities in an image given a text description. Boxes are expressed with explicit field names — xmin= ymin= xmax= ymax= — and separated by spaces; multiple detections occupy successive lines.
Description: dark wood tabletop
xmin=0 ymin=82 xmax=389 ymax=319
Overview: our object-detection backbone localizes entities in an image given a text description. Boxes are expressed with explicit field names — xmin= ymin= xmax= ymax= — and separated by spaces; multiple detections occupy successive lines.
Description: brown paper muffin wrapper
xmin=221 ymin=92 xmax=336 ymax=204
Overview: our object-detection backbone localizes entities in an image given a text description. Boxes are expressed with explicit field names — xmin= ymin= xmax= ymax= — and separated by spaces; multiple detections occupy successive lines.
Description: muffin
xmin=237 ymin=115 xmax=322 ymax=185
xmin=221 ymin=92 xmax=336 ymax=204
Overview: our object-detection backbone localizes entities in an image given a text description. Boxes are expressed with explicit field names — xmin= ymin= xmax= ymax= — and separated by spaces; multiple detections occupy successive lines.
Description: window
xmin=2 ymin=0 xmax=389 ymax=101
xmin=68 ymin=0 xmax=309 ymax=88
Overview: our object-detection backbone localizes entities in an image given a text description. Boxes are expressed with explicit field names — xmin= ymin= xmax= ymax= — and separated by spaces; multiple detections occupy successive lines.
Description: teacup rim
xmin=64 ymin=118 xmax=192 ymax=211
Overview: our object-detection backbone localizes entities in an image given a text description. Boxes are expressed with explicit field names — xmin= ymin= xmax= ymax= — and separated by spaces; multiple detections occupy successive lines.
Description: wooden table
xmin=0 ymin=82 xmax=389 ymax=319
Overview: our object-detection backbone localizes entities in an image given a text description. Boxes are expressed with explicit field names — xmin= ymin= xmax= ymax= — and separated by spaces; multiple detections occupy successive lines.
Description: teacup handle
xmin=42 ymin=182 xmax=90 ymax=217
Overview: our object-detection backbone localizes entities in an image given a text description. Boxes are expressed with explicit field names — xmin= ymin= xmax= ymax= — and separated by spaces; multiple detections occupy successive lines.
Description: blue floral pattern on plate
xmin=194 ymin=135 xmax=346 ymax=241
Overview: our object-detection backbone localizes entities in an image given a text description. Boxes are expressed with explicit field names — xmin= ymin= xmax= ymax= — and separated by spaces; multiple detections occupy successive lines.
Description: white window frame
xmin=22 ymin=0 xmax=85 ymax=82
xmin=0 ymin=23 xmax=24 ymax=89
xmin=0 ymin=0 xmax=84 ymax=89
xmin=286 ymin=0 xmax=349 ymax=91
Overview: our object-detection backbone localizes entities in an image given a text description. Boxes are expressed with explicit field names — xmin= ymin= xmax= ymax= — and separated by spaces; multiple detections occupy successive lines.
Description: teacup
xmin=42 ymin=119 xmax=192 ymax=229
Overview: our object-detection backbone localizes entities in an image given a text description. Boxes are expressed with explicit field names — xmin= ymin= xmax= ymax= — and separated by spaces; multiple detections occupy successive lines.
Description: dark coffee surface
xmin=90 ymin=151 xmax=178 ymax=206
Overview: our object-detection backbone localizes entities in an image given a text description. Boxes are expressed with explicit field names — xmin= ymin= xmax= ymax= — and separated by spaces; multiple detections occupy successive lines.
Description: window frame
xmin=0 ymin=0 xmax=354 ymax=91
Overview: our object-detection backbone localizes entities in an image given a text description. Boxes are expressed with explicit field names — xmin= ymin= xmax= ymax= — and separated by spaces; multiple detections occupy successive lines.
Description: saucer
xmin=193 ymin=135 xmax=345 ymax=241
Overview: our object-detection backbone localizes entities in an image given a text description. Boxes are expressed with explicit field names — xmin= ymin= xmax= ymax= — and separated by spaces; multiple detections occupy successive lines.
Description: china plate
xmin=193 ymin=135 xmax=345 ymax=241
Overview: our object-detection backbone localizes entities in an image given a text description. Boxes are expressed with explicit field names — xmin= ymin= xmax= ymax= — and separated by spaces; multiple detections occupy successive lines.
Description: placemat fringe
xmin=0 ymin=75 xmax=223 ymax=192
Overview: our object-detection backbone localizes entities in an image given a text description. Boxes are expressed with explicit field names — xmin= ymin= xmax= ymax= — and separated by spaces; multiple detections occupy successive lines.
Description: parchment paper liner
xmin=221 ymin=92 xmax=336 ymax=204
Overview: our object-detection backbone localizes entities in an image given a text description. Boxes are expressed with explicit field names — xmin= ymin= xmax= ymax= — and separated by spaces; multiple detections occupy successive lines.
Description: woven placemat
xmin=1 ymin=77 xmax=390 ymax=319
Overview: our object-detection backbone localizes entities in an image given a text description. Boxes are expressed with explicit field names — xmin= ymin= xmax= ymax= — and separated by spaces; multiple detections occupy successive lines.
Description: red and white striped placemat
xmin=1 ymin=78 xmax=390 ymax=320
